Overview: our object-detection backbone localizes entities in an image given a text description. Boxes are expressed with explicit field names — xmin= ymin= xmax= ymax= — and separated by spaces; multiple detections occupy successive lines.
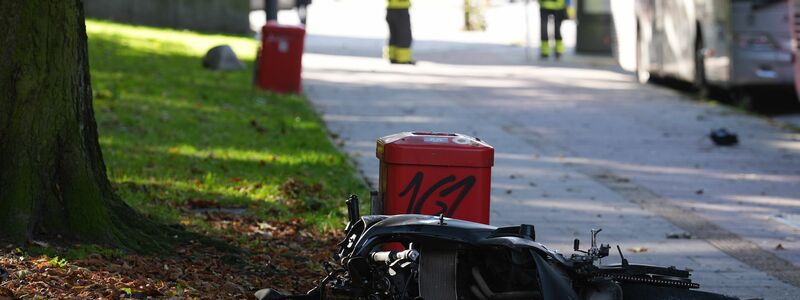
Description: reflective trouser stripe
xmin=540 ymin=40 xmax=550 ymax=55
xmin=385 ymin=46 xmax=397 ymax=60
xmin=540 ymin=3 xmax=566 ymax=10
xmin=539 ymin=0 xmax=565 ymax=10
xmin=395 ymin=47 xmax=412 ymax=62
xmin=387 ymin=0 xmax=411 ymax=9
xmin=555 ymin=40 xmax=564 ymax=54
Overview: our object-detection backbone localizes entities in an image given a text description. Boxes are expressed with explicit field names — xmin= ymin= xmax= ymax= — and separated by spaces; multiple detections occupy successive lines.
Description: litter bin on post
xmin=256 ymin=22 xmax=305 ymax=94
xmin=376 ymin=132 xmax=494 ymax=224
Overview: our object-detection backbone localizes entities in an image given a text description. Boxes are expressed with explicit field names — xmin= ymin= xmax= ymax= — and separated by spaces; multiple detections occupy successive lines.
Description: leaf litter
xmin=0 ymin=212 xmax=343 ymax=299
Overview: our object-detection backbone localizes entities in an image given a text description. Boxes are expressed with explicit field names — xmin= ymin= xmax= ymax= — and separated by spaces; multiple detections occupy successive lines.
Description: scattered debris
xmin=666 ymin=232 xmax=692 ymax=239
xmin=0 ymin=217 xmax=341 ymax=298
xmin=202 ymin=45 xmax=245 ymax=71
xmin=628 ymin=247 xmax=648 ymax=253
xmin=709 ymin=128 xmax=739 ymax=146
xmin=775 ymin=244 xmax=785 ymax=250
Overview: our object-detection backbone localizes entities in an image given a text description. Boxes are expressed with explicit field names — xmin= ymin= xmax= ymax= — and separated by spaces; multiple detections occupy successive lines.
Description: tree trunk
xmin=0 ymin=0 xmax=171 ymax=252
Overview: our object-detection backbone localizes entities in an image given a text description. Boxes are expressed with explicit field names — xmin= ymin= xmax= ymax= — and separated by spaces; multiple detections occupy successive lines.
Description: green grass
xmin=87 ymin=19 xmax=367 ymax=231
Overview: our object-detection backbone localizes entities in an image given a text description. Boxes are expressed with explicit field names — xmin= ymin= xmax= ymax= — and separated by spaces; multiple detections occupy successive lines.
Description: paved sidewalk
xmin=301 ymin=0 xmax=800 ymax=298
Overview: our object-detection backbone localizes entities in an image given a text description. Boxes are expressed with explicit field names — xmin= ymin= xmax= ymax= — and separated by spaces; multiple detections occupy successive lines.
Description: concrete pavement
xmin=299 ymin=0 xmax=800 ymax=298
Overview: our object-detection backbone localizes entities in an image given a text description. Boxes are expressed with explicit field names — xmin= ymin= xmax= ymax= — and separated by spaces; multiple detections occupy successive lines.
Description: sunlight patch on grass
xmin=86 ymin=19 xmax=257 ymax=59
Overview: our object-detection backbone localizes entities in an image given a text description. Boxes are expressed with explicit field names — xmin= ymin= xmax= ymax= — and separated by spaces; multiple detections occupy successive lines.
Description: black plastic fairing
xmin=350 ymin=215 xmax=496 ymax=257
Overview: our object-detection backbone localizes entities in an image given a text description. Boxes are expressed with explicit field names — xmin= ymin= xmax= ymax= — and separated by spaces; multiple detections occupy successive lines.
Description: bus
xmin=612 ymin=0 xmax=794 ymax=100
xmin=792 ymin=0 xmax=800 ymax=98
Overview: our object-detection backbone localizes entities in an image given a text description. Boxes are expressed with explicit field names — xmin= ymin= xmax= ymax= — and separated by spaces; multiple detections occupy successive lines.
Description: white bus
xmin=612 ymin=0 xmax=794 ymax=99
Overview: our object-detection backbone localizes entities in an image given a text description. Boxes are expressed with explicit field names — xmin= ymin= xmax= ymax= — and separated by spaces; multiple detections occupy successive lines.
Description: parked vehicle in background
xmin=612 ymin=0 xmax=794 ymax=103
xmin=791 ymin=0 xmax=800 ymax=100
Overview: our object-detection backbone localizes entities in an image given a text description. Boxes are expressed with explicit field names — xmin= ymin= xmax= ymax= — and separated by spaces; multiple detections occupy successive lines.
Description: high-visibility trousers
xmin=386 ymin=8 xmax=413 ymax=63
xmin=540 ymin=8 xmax=566 ymax=56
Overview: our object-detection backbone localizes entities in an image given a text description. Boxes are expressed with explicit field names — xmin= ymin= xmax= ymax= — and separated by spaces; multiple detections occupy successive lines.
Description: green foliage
xmin=49 ymin=256 xmax=68 ymax=268
xmin=85 ymin=20 xmax=368 ymax=230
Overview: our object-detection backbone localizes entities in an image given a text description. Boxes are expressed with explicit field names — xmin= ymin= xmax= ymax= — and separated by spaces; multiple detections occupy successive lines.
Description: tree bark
xmin=0 ymin=0 xmax=171 ymax=252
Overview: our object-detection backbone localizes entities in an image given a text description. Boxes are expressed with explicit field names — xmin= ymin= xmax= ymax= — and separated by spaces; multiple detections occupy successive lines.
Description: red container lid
xmin=262 ymin=22 xmax=305 ymax=36
xmin=377 ymin=132 xmax=494 ymax=167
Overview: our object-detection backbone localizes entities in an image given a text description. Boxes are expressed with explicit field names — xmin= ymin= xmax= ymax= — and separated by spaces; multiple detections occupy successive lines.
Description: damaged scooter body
xmin=257 ymin=196 xmax=738 ymax=300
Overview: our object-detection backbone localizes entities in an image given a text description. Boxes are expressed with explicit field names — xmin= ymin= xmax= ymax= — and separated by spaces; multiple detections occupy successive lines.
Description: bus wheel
xmin=694 ymin=35 xmax=710 ymax=97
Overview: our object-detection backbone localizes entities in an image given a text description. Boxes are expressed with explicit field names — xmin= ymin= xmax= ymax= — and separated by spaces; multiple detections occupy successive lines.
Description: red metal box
xmin=376 ymin=132 xmax=494 ymax=224
xmin=256 ymin=23 xmax=305 ymax=94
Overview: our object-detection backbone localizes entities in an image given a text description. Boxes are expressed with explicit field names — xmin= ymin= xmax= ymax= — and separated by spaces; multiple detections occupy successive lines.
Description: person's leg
xmin=297 ymin=3 xmax=308 ymax=25
xmin=386 ymin=10 xmax=399 ymax=62
xmin=539 ymin=9 xmax=551 ymax=58
xmin=554 ymin=9 xmax=565 ymax=58
xmin=394 ymin=9 xmax=414 ymax=64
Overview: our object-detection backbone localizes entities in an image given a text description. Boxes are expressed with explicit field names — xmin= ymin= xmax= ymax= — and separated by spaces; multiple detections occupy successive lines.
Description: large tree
xmin=0 ymin=1 xmax=171 ymax=251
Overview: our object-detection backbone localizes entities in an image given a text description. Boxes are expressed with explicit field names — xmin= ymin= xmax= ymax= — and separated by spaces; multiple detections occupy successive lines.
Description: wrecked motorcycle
xmin=256 ymin=195 xmax=738 ymax=300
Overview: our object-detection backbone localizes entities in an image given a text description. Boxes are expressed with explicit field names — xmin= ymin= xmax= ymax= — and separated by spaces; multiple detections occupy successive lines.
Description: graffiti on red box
xmin=398 ymin=171 xmax=476 ymax=217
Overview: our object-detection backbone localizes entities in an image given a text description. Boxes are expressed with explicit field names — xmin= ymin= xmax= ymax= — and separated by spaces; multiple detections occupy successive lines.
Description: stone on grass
xmin=202 ymin=45 xmax=245 ymax=71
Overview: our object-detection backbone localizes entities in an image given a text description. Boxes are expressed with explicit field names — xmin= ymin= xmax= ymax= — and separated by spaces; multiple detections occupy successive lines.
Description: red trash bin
xmin=256 ymin=22 xmax=305 ymax=94
xmin=376 ymin=132 xmax=494 ymax=224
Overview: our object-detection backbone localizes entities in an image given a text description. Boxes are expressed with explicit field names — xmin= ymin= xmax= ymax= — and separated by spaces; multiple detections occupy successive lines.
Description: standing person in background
xmin=539 ymin=0 xmax=569 ymax=59
xmin=296 ymin=0 xmax=312 ymax=25
xmin=386 ymin=0 xmax=415 ymax=64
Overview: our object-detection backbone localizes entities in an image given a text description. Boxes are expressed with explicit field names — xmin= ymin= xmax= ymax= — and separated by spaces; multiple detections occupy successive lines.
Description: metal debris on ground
xmin=666 ymin=232 xmax=693 ymax=239
xmin=709 ymin=128 xmax=739 ymax=146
